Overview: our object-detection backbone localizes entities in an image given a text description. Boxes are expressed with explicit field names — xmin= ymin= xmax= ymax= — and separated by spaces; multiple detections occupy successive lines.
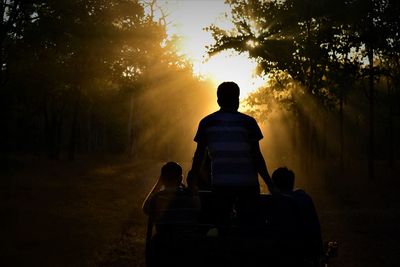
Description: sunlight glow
xmin=197 ymin=51 xmax=266 ymax=98
xmin=246 ymin=39 xmax=259 ymax=48
xmin=155 ymin=0 xmax=266 ymax=98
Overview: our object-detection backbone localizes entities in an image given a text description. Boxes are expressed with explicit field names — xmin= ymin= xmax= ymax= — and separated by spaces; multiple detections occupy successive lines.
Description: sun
xmin=157 ymin=0 xmax=265 ymax=98
xmin=195 ymin=50 xmax=265 ymax=98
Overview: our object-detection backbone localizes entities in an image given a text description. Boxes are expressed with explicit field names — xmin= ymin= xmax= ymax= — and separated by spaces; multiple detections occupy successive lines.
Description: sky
xmin=155 ymin=0 xmax=266 ymax=97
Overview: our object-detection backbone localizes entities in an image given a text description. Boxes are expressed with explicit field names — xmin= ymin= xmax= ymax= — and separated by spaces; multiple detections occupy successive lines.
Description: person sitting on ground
xmin=271 ymin=167 xmax=323 ymax=261
xmin=143 ymin=162 xmax=200 ymax=232
xmin=143 ymin=162 xmax=201 ymax=267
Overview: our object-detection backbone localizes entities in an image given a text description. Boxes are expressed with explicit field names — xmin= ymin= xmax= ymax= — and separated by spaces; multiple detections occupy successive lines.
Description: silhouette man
xmin=190 ymin=81 xmax=276 ymax=232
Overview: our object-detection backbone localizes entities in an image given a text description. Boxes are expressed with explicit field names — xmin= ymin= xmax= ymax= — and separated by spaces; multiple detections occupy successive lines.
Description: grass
xmin=1 ymin=156 xmax=160 ymax=266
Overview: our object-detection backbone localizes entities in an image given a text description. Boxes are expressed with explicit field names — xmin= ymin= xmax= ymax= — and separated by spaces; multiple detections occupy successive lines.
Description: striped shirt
xmin=194 ymin=110 xmax=263 ymax=187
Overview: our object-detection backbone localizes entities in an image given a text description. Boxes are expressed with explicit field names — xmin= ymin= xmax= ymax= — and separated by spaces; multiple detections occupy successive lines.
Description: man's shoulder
xmin=200 ymin=111 xmax=220 ymax=122
xmin=201 ymin=111 xmax=257 ymax=123
xmin=293 ymin=189 xmax=310 ymax=197
xmin=236 ymin=111 xmax=258 ymax=122
xmin=150 ymin=190 xmax=175 ymax=200
xmin=198 ymin=111 xmax=222 ymax=127
xmin=153 ymin=188 xmax=192 ymax=198
xmin=291 ymin=189 xmax=315 ymax=204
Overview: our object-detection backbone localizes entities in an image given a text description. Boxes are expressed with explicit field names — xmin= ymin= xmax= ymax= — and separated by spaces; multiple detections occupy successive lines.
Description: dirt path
xmin=310 ymin=164 xmax=400 ymax=267
xmin=2 ymin=158 xmax=399 ymax=266
xmin=100 ymin=161 xmax=400 ymax=267
xmin=1 ymin=157 xmax=161 ymax=267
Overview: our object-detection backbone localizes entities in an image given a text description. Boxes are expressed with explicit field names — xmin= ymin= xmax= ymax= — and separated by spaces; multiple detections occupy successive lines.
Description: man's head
xmin=272 ymin=167 xmax=295 ymax=192
xmin=160 ymin=162 xmax=183 ymax=188
xmin=217 ymin=82 xmax=240 ymax=110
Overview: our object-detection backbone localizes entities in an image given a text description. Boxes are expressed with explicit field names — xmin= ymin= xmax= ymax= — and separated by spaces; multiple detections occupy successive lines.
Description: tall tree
xmin=207 ymin=0 xmax=350 ymax=169
xmin=208 ymin=0 xmax=399 ymax=176
xmin=1 ymin=0 xmax=214 ymax=161
xmin=379 ymin=0 xmax=400 ymax=168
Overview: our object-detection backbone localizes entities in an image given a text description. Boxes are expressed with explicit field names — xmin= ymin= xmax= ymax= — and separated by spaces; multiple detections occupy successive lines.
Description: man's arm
xmin=142 ymin=178 xmax=162 ymax=215
xmin=252 ymin=142 xmax=277 ymax=194
xmin=189 ymin=141 xmax=206 ymax=190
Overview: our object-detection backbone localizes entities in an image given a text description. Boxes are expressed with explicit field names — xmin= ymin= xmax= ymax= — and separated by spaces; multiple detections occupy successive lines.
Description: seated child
xmin=143 ymin=162 xmax=201 ymax=267
xmin=271 ymin=167 xmax=323 ymax=260
xmin=143 ymin=162 xmax=200 ymax=233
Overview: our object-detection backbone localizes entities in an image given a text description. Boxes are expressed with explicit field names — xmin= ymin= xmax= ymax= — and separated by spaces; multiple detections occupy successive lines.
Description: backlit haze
xmin=146 ymin=1 xmax=298 ymax=182
xmin=155 ymin=0 xmax=265 ymax=98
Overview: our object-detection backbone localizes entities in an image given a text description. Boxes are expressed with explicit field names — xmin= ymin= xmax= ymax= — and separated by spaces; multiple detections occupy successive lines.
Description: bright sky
xmin=155 ymin=0 xmax=265 ymax=98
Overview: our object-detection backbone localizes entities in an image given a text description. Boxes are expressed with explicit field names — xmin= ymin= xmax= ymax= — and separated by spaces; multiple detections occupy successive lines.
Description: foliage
xmin=208 ymin=0 xmax=397 ymax=107
xmin=1 ymin=0 xmax=213 ymax=160
xmin=207 ymin=0 xmax=400 ymax=168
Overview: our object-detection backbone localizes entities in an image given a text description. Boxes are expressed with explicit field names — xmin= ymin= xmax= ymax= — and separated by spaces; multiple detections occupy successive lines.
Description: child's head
xmin=272 ymin=167 xmax=295 ymax=192
xmin=160 ymin=162 xmax=183 ymax=188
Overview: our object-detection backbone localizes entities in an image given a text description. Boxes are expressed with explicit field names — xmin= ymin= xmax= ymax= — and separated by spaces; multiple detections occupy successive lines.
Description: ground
xmin=1 ymin=156 xmax=399 ymax=266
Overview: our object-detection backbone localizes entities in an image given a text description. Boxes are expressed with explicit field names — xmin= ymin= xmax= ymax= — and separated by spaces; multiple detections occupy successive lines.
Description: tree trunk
xmin=339 ymin=86 xmax=344 ymax=172
xmin=44 ymin=96 xmax=61 ymax=160
xmin=127 ymin=92 xmax=135 ymax=157
xmin=68 ymin=89 xmax=81 ymax=161
xmin=387 ymin=78 xmax=394 ymax=168
xmin=87 ymin=113 xmax=92 ymax=153
xmin=299 ymin=109 xmax=312 ymax=172
xmin=367 ymin=46 xmax=375 ymax=180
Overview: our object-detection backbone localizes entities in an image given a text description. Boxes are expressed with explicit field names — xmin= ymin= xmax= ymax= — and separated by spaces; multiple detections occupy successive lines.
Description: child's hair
xmin=272 ymin=167 xmax=295 ymax=192
xmin=160 ymin=162 xmax=183 ymax=187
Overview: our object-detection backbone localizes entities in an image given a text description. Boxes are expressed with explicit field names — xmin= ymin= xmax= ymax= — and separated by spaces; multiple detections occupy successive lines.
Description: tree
xmin=379 ymin=0 xmax=400 ymax=168
xmin=207 ymin=0 xmax=350 ymax=169
xmin=1 ymin=0 xmax=214 ymax=162
xmin=207 ymin=0 xmax=400 ymax=176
